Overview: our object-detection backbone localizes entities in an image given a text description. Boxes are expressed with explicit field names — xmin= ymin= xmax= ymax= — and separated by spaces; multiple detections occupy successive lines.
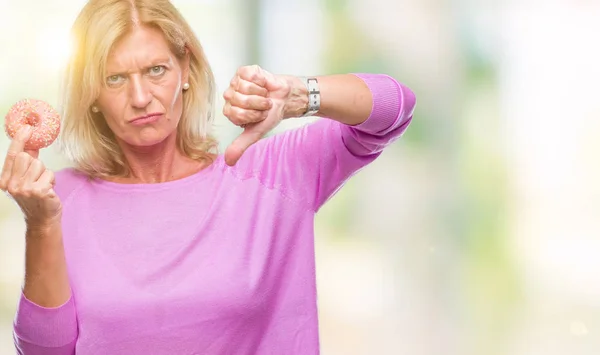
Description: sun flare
xmin=36 ymin=28 xmax=73 ymax=71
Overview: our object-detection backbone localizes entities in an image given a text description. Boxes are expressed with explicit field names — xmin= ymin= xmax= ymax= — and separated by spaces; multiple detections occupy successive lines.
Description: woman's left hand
xmin=222 ymin=65 xmax=299 ymax=166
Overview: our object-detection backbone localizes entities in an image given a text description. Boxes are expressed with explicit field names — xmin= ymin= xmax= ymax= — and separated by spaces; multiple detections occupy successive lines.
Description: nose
xmin=129 ymin=75 xmax=152 ymax=109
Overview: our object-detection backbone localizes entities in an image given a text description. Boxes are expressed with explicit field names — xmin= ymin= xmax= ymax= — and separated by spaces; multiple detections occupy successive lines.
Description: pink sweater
xmin=13 ymin=73 xmax=416 ymax=355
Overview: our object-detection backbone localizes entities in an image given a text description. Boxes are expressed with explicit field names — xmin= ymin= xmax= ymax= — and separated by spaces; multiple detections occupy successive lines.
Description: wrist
xmin=26 ymin=216 xmax=62 ymax=236
xmin=282 ymin=76 xmax=309 ymax=119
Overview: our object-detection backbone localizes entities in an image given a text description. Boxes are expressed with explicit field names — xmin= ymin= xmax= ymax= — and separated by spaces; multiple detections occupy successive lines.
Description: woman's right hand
xmin=0 ymin=125 xmax=62 ymax=229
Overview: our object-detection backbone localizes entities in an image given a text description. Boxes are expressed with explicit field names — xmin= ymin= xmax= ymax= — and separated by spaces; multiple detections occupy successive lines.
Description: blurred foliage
xmin=456 ymin=32 xmax=523 ymax=355
xmin=322 ymin=0 xmax=431 ymax=150
xmin=320 ymin=2 xmax=523 ymax=353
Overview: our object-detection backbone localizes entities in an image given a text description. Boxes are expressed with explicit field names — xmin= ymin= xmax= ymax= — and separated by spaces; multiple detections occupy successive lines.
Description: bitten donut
xmin=4 ymin=99 xmax=61 ymax=150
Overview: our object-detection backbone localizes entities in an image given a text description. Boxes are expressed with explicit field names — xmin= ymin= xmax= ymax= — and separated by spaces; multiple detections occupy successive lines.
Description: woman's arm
xmin=1 ymin=131 xmax=78 ymax=354
xmin=223 ymin=68 xmax=416 ymax=211
xmin=283 ymin=74 xmax=374 ymax=126
xmin=13 ymin=221 xmax=78 ymax=355
xmin=23 ymin=223 xmax=72 ymax=307
xmin=14 ymin=224 xmax=78 ymax=355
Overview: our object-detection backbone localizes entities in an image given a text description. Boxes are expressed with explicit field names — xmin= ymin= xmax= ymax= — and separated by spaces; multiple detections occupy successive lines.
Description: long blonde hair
xmin=58 ymin=0 xmax=218 ymax=178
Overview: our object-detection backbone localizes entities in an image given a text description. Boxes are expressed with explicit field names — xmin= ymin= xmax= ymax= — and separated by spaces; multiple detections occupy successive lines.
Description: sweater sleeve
xmin=12 ymin=169 xmax=83 ymax=355
xmin=232 ymin=73 xmax=416 ymax=212
xmin=13 ymin=293 xmax=78 ymax=355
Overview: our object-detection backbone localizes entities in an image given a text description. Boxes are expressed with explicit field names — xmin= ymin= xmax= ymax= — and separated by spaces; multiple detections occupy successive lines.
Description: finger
xmin=230 ymin=75 xmax=240 ymax=89
xmin=227 ymin=106 xmax=267 ymax=126
xmin=264 ymin=75 xmax=285 ymax=92
xmin=222 ymin=102 xmax=240 ymax=124
xmin=223 ymin=87 xmax=234 ymax=101
xmin=32 ymin=169 xmax=55 ymax=196
xmin=6 ymin=152 xmax=34 ymax=194
xmin=224 ymin=127 xmax=264 ymax=166
xmin=23 ymin=159 xmax=45 ymax=185
xmin=227 ymin=77 xmax=268 ymax=98
xmin=1 ymin=125 xmax=32 ymax=186
xmin=236 ymin=79 xmax=269 ymax=97
xmin=11 ymin=152 xmax=34 ymax=180
xmin=230 ymin=92 xmax=272 ymax=111
xmin=237 ymin=65 xmax=267 ymax=88
xmin=24 ymin=149 xmax=39 ymax=159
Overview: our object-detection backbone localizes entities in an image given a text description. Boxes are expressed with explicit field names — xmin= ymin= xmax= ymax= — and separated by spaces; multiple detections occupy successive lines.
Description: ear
xmin=180 ymin=47 xmax=191 ymax=86
xmin=90 ymin=100 xmax=101 ymax=113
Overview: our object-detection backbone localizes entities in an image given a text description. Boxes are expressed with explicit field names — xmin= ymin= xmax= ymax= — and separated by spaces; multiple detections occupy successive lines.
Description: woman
xmin=1 ymin=0 xmax=416 ymax=354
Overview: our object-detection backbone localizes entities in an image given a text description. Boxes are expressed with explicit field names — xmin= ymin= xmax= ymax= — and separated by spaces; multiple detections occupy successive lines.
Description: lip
xmin=130 ymin=113 xmax=163 ymax=125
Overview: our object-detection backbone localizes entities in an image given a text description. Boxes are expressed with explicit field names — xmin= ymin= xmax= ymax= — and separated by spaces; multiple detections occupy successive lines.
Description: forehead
xmin=106 ymin=26 xmax=174 ymax=71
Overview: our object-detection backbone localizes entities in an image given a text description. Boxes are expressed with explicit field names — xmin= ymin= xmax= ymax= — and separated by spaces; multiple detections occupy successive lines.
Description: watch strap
xmin=300 ymin=77 xmax=320 ymax=117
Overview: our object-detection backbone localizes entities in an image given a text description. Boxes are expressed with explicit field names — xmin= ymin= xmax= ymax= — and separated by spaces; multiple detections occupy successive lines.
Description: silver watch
xmin=300 ymin=77 xmax=320 ymax=117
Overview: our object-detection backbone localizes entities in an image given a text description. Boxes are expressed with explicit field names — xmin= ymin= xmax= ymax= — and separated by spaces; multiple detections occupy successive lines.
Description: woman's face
xmin=95 ymin=25 xmax=189 ymax=148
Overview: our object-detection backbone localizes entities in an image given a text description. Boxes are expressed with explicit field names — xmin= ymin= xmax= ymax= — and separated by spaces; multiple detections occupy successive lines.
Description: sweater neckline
xmin=88 ymin=155 xmax=223 ymax=192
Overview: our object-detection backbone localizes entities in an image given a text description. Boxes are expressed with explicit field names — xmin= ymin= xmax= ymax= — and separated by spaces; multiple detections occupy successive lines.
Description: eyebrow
xmin=106 ymin=57 xmax=172 ymax=76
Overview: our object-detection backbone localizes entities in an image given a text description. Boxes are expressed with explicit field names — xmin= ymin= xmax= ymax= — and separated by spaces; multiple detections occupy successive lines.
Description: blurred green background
xmin=2 ymin=0 xmax=600 ymax=354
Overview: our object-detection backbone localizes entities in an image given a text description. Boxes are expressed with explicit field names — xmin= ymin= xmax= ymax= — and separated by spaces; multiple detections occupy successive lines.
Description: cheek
xmin=166 ymin=82 xmax=184 ymax=120
xmin=100 ymin=105 xmax=126 ymax=132
xmin=96 ymin=101 xmax=132 ymax=140
xmin=97 ymin=92 xmax=124 ymax=122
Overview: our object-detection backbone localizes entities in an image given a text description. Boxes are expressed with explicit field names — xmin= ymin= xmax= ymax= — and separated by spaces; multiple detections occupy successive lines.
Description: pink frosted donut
xmin=4 ymin=99 xmax=61 ymax=150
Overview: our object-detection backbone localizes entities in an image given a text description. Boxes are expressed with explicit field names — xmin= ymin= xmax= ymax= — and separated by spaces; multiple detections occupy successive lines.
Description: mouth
xmin=130 ymin=113 xmax=163 ymax=125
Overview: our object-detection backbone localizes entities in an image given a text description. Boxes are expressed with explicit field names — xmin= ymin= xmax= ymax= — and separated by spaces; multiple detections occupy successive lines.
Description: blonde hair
xmin=58 ymin=0 xmax=218 ymax=178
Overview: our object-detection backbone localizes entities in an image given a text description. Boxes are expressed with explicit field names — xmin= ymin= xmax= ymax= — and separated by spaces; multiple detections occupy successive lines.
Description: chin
xmin=124 ymin=129 xmax=174 ymax=148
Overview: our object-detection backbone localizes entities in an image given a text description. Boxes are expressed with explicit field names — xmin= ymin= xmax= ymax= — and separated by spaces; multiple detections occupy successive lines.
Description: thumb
xmin=224 ymin=126 xmax=263 ymax=166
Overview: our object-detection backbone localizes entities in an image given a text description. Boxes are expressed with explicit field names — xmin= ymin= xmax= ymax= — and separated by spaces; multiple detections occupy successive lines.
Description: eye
xmin=149 ymin=65 xmax=166 ymax=76
xmin=106 ymin=74 xmax=124 ymax=86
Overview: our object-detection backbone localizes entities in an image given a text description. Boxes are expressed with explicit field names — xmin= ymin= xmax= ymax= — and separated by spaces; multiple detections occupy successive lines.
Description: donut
xmin=4 ymin=99 xmax=61 ymax=150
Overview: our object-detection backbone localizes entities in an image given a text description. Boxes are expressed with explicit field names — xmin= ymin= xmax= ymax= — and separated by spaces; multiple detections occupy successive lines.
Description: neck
xmin=117 ymin=133 xmax=196 ymax=184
